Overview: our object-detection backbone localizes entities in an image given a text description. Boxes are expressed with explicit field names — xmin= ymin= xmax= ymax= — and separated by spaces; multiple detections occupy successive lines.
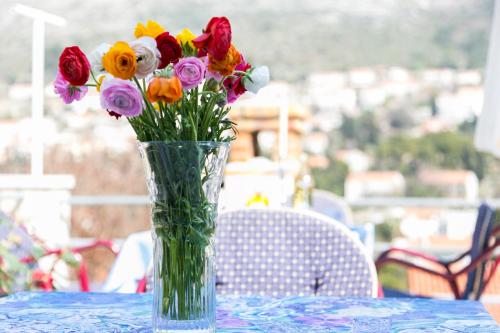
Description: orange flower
xmin=102 ymin=41 xmax=136 ymax=80
xmin=147 ymin=76 xmax=183 ymax=104
xmin=208 ymin=44 xmax=241 ymax=76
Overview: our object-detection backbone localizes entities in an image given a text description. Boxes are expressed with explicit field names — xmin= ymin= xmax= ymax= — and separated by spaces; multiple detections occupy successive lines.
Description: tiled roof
xmin=347 ymin=171 xmax=403 ymax=181
xmin=335 ymin=149 xmax=367 ymax=159
xmin=418 ymin=169 xmax=477 ymax=185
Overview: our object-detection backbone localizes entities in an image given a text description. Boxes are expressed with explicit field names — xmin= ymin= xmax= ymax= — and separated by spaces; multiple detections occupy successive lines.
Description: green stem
xmin=148 ymin=143 xmax=216 ymax=321
xmin=90 ymin=70 xmax=99 ymax=85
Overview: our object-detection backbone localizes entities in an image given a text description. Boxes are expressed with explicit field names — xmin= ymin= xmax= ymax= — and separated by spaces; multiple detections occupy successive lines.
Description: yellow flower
xmin=176 ymin=28 xmax=197 ymax=48
xmin=208 ymin=44 xmax=241 ymax=76
xmin=102 ymin=41 xmax=136 ymax=80
xmin=96 ymin=75 xmax=105 ymax=92
xmin=246 ymin=192 xmax=269 ymax=207
xmin=134 ymin=20 xmax=165 ymax=39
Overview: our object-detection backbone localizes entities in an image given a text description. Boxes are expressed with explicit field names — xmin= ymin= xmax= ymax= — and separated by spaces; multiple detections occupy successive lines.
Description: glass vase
xmin=139 ymin=141 xmax=230 ymax=333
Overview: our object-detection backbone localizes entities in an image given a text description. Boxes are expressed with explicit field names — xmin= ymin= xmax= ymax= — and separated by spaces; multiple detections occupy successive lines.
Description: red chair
xmin=1 ymin=212 xmax=119 ymax=292
xmin=376 ymin=203 xmax=499 ymax=300
xmin=136 ymin=275 xmax=148 ymax=293
xmin=21 ymin=240 xmax=119 ymax=292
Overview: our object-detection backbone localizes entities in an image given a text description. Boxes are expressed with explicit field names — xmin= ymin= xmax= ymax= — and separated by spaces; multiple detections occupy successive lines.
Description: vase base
xmin=154 ymin=320 xmax=215 ymax=333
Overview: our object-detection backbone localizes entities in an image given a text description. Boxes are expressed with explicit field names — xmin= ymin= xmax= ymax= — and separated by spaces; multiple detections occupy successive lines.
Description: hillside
xmin=0 ymin=0 xmax=494 ymax=85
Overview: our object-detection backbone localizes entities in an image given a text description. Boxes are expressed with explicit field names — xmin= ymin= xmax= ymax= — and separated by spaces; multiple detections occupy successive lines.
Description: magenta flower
xmin=53 ymin=71 xmax=88 ymax=104
xmin=224 ymin=82 xmax=239 ymax=104
xmin=224 ymin=56 xmax=251 ymax=104
xmin=100 ymin=77 xmax=143 ymax=117
xmin=174 ymin=57 xmax=206 ymax=90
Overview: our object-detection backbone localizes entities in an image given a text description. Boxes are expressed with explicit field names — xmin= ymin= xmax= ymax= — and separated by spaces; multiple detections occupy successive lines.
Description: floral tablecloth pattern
xmin=0 ymin=292 xmax=498 ymax=332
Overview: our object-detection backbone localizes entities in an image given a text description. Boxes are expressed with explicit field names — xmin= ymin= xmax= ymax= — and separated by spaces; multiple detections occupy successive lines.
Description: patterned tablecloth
xmin=0 ymin=292 xmax=498 ymax=332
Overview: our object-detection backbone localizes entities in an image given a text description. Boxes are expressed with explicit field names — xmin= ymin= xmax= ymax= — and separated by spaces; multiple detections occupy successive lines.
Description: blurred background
xmin=1 ymin=0 xmax=500 ymax=318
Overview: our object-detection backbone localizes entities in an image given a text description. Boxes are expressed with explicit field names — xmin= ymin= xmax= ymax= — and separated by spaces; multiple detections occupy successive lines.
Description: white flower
xmin=130 ymin=37 xmax=160 ymax=79
xmin=89 ymin=43 xmax=111 ymax=73
xmin=244 ymin=66 xmax=270 ymax=94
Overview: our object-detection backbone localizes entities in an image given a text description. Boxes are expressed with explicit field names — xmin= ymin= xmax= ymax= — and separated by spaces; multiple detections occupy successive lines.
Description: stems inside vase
xmin=141 ymin=141 xmax=227 ymax=331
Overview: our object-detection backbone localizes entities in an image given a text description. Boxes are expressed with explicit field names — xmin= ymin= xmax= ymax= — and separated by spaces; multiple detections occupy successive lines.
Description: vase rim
xmin=137 ymin=140 xmax=230 ymax=148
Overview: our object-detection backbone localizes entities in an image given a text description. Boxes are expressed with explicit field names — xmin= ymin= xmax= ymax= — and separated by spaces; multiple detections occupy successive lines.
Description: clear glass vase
xmin=138 ymin=141 xmax=230 ymax=333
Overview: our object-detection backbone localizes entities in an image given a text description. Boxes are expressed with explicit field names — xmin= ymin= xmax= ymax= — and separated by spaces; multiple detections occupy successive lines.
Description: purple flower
xmin=174 ymin=57 xmax=206 ymax=90
xmin=99 ymin=77 xmax=143 ymax=117
xmin=53 ymin=71 xmax=88 ymax=104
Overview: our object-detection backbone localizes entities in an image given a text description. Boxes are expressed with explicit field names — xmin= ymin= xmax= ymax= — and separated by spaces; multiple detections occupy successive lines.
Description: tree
xmin=458 ymin=117 xmax=477 ymax=135
xmin=374 ymin=135 xmax=418 ymax=175
xmin=340 ymin=114 xmax=356 ymax=142
xmin=430 ymin=95 xmax=438 ymax=117
xmin=339 ymin=112 xmax=380 ymax=149
xmin=311 ymin=158 xmax=349 ymax=196
xmin=375 ymin=131 xmax=489 ymax=181
xmin=388 ymin=109 xmax=415 ymax=130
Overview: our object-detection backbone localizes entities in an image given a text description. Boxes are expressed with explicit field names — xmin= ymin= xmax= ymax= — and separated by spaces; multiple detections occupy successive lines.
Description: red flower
xmin=155 ymin=32 xmax=182 ymax=69
xmin=235 ymin=58 xmax=251 ymax=95
xmin=193 ymin=17 xmax=231 ymax=61
xmin=32 ymin=269 xmax=54 ymax=291
xmin=224 ymin=57 xmax=251 ymax=103
xmin=58 ymin=46 xmax=91 ymax=86
xmin=107 ymin=110 xmax=122 ymax=119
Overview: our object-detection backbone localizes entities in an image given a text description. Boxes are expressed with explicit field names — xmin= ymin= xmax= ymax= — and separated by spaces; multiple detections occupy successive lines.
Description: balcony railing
xmin=2 ymin=193 xmax=499 ymax=255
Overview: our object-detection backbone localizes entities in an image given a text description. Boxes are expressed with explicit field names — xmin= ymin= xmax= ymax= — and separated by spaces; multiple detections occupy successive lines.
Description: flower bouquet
xmin=55 ymin=17 xmax=268 ymax=332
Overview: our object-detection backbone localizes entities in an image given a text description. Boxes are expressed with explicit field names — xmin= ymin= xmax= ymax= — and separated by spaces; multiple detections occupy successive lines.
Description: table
xmin=0 ymin=292 xmax=498 ymax=332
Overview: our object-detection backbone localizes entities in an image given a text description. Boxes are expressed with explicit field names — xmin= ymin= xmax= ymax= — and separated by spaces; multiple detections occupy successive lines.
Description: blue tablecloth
xmin=0 ymin=292 xmax=498 ymax=332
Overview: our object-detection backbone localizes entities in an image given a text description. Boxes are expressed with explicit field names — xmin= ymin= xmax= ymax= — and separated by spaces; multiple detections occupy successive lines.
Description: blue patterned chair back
xmin=0 ymin=212 xmax=37 ymax=293
xmin=0 ymin=212 xmax=34 ymax=259
xmin=215 ymin=208 xmax=377 ymax=297
xmin=463 ymin=203 xmax=496 ymax=300
xmin=311 ymin=190 xmax=353 ymax=226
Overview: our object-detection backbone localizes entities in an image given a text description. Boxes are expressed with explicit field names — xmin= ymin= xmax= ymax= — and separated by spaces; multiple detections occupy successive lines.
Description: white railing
xmin=68 ymin=195 xmax=500 ymax=209
xmin=347 ymin=197 xmax=500 ymax=209
xmin=67 ymin=195 xmax=500 ymax=208
xmin=0 ymin=192 xmax=493 ymax=209
xmin=2 ymin=194 xmax=497 ymax=255
xmin=70 ymin=195 xmax=150 ymax=206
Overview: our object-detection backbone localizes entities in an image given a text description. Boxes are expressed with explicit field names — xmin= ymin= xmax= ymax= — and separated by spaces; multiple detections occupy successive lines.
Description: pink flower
xmin=100 ymin=77 xmax=143 ymax=117
xmin=53 ymin=71 xmax=88 ymax=104
xmin=174 ymin=57 xmax=206 ymax=90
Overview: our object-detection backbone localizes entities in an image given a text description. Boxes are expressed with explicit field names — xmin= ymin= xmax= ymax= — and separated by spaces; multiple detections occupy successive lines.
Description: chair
xmin=310 ymin=190 xmax=374 ymax=255
xmin=376 ymin=203 xmax=499 ymax=300
xmin=215 ymin=208 xmax=378 ymax=297
xmin=103 ymin=231 xmax=152 ymax=293
xmin=22 ymin=240 xmax=120 ymax=292
xmin=311 ymin=189 xmax=354 ymax=225
xmin=0 ymin=212 xmax=119 ymax=292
